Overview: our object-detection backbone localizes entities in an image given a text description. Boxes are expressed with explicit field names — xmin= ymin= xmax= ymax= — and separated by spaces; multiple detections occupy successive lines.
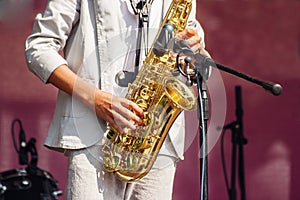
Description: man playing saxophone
xmin=25 ymin=0 xmax=209 ymax=199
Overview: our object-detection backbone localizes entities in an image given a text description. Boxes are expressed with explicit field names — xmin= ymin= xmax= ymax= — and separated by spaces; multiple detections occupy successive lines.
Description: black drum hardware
xmin=0 ymin=119 xmax=62 ymax=200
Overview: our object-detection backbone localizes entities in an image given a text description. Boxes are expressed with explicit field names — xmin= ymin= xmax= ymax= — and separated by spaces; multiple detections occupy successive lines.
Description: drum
xmin=0 ymin=167 xmax=62 ymax=200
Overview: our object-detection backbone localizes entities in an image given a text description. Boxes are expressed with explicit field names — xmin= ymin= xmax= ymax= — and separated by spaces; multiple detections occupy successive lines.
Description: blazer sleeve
xmin=25 ymin=0 xmax=80 ymax=83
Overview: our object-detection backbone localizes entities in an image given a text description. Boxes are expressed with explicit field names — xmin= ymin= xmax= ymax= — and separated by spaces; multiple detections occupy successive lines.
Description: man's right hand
xmin=94 ymin=90 xmax=144 ymax=134
xmin=48 ymin=64 xmax=144 ymax=134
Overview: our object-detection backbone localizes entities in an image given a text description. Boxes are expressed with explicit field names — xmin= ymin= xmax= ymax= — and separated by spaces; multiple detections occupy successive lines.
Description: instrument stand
xmin=223 ymin=86 xmax=247 ymax=200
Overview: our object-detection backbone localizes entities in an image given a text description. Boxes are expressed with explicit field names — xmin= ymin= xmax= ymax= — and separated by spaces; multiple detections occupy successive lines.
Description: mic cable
xmin=11 ymin=118 xmax=28 ymax=165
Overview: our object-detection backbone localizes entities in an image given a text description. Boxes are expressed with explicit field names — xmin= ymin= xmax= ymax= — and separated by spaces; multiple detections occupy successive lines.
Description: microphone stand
xmin=175 ymin=37 xmax=282 ymax=199
xmin=223 ymin=86 xmax=247 ymax=200
xmin=194 ymin=53 xmax=283 ymax=96
xmin=175 ymin=50 xmax=210 ymax=200
xmin=191 ymin=53 xmax=282 ymax=200
xmin=195 ymin=71 xmax=209 ymax=200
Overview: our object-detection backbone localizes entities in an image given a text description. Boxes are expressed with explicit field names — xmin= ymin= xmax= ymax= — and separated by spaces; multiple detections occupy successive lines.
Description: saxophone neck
xmin=148 ymin=0 xmax=193 ymax=58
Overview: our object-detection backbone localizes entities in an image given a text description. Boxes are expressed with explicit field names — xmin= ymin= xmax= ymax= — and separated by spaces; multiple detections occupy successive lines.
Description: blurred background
xmin=0 ymin=0 xmax=299 ymax=200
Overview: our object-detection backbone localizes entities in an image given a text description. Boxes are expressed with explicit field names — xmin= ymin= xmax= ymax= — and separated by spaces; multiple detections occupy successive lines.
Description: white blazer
xmin=25 ymin=0 xmax=204 ymax=160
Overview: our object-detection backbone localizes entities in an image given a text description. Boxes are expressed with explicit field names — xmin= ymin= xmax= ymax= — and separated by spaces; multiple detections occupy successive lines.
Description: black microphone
xmin=19 ymin=127 xmax=28 ymax=165
xmin=115 ymin=71 xmax=137 ymax=87
xmin=194 ymin=52 xmax=215 ymax=68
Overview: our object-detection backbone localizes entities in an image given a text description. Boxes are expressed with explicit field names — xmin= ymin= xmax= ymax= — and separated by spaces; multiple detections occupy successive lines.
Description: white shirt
xmin=25 ymin=0 xmax=204 ymax=161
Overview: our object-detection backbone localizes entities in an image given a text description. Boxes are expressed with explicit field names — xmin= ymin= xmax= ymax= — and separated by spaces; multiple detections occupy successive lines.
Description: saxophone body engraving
xmin=102 ymin=0 xmax=196 ymax=182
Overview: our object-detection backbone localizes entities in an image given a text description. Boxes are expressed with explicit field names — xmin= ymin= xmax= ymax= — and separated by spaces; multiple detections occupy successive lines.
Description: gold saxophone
xmin=101 ymin=0 xmax=196 ymax=182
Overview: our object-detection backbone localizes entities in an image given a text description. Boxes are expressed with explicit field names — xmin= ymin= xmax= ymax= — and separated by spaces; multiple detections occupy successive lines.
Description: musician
xmin=25 ymin=0 xmax=209 ymax=199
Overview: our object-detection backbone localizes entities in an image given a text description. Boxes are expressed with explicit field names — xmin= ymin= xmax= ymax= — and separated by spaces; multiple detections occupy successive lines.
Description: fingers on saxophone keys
xmin=185 ymin=36 xmax=201 ymax=48
xmin=127 ymin=101 xmax=144 ymax=117
xmin=187 ymin=28 xmax=198 ymax=36
xmin=107 ymin=118 xmax=125 ymax=135
xmin=121 ymin=110 xmax=143 ymax=127
xmin=176 ymin=28 xmax=196 ymax=40
xmin=111 ymin=102 xmax=142 ymax=130
xmin=113 ymin=97 xmax=143 ymax=116
xmin=121 ymin=100 xmax=144 ymax=124
xmin=116 ymin=113 xmax=137 ymax=130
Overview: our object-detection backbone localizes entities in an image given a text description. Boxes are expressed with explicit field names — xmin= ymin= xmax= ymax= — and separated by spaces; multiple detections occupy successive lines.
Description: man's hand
xmin=48 ymin=64 xmax=144 ymax=135
xmin=176 ymin=28 xmax=210 ymax=57
xmin=94 ymin=90 xmax=144 ymax=134
xmin=176 ymin=28 xmax=202 ymax=52
xmin=174 ymin=28 xmax=211 ymax=83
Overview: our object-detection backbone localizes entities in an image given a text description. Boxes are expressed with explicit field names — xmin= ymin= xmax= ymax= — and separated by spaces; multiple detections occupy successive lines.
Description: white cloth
xmin=65 ymin=144 xmax=176 ymax=200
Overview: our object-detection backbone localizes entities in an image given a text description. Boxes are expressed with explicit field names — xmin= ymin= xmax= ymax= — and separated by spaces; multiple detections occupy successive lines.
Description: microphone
xmin=115 ymin=71 xmax=137 ymax=87
xmin=261 ymin=82 xmax=282 ymax=96
xmin=19 ymin=126 xmax=28 ymax=165
xmin=194 ymin=52 xmax=215 ymax=68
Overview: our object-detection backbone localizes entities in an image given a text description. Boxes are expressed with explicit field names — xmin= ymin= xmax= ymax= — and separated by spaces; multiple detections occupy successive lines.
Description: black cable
xmin=11 ymin=118 xmax=22 ymax=153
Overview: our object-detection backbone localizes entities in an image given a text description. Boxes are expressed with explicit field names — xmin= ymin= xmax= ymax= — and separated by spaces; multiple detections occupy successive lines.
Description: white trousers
xmin=64 ymin=143 xmax=177 ymax=200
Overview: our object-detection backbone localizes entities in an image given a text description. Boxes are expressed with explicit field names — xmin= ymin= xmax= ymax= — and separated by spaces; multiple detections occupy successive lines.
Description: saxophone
xmin=101 ymin=0 xmax=196 ymax=182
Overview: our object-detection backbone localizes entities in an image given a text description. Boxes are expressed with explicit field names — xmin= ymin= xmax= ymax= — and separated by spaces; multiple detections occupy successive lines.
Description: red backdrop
xmin=0 ymin=0 xmax=299 ymax=200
